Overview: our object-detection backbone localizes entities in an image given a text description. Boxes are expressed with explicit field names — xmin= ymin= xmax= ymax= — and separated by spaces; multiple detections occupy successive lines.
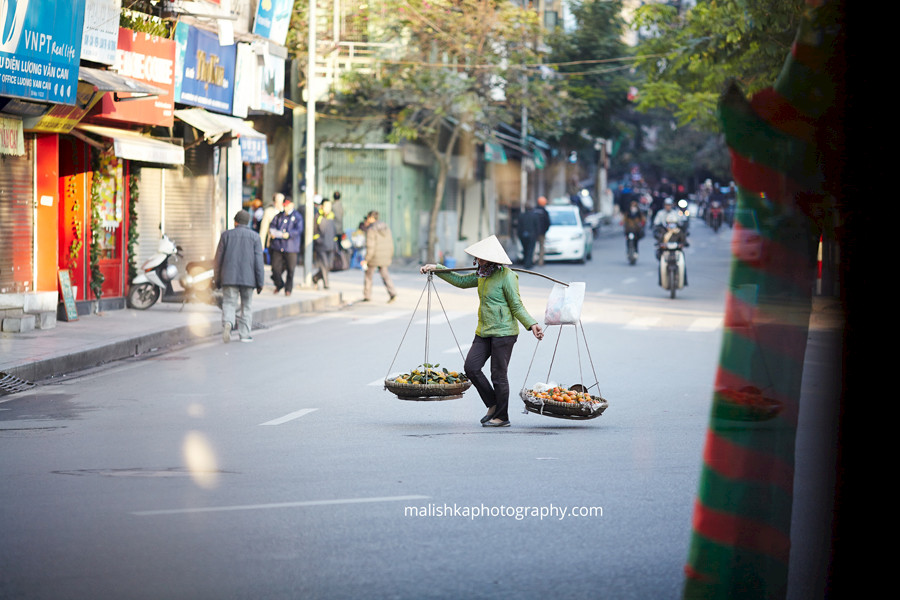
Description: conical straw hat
xmin=464 ymin=235 xmax=512 ymax=265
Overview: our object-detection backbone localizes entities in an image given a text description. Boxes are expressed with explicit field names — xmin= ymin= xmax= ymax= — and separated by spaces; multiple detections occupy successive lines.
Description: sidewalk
xmin=0 ymin=265 xmax=350 ymax=389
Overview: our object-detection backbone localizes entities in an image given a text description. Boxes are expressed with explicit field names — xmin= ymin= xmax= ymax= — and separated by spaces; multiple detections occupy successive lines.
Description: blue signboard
xmin=240 ymin=136 xmax=267 ymax=164
xmin=173 ymin=22 xmax=236 ymax=115
xmin=251 ymin=0 xmax=292 ymax=46
xmin=0 ymin=0 xmax=86 ymax=105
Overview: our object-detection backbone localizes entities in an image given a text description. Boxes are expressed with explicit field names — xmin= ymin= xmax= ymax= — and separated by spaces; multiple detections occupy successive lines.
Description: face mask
xmin=475 ymin=261 xmax=499 ymax=277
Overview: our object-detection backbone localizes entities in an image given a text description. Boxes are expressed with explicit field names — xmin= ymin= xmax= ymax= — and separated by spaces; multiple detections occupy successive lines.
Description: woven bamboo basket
xmin=520 ymin=389 xmax=608 ymax=420
xmin=385 ymin=377 xmax=472 ymax=401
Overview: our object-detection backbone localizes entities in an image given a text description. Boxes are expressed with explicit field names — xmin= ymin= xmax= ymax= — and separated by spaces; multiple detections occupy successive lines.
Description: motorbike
xmin=126 ymin=235 xmax=221 ymax=310
xmin=708 ymin=200 xmax=723 ymax=232
xmin=655 ymin=217 xmax=688 ymax=299
xmin=626 ymin=231 xmax=638 ymax=265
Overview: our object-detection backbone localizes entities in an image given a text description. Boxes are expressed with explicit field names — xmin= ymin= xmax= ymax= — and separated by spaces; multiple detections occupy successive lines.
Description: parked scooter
xmin=655 ymin=215 xmax=688 ymax=299
xmin=708 ymin=200 xmax=723 ymax=232
xmin=126 ymin=235 xmax=221 ymax=310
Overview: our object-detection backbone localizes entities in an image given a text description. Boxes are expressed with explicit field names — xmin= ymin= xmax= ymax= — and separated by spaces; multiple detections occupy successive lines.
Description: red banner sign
xmin=94 ymin=28 xmax=176 ymax=127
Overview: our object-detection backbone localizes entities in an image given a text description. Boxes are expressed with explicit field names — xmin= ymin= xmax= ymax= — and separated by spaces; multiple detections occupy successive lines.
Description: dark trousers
xmin=465 ymin=335 xmax=517 ymax=421
xmin=314 ymin=249 xmax=333 ymax=288
xmin=271 ymin=251 xmax=297 ymax=292
xmin=520 ymin=235 xmax=536 ymax=269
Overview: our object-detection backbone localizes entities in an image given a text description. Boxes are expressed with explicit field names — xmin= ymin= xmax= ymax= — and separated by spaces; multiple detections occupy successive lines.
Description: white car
xmin=543 ymin=205 xmax=593 ymax=263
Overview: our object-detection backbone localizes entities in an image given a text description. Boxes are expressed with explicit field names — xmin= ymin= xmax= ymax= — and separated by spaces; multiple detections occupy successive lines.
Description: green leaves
xmin=632 ymin=0 xmax=805 ymax=131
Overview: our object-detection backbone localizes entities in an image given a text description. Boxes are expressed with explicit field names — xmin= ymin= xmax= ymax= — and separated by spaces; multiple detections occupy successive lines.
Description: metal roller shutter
xmin=135 ymin=167 xmax=163 ymax=268
xmin=0 ymin=138 xmax=34 ymax=293
xmin=135 ymin=145 xmax=215 ymax=267
xmin=163 ymin=144 xmax=216 ymax=262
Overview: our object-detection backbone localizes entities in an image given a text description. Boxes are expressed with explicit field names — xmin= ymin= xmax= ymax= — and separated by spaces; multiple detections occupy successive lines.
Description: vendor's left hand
xmin=531 ymin=324 xmax=544 ymax=340
xmin=419 ymin=264 xmax=438 ymax=274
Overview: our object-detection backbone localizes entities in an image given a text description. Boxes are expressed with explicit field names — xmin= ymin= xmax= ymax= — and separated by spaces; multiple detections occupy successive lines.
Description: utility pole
xmin=519 ymin=67 xmax=528 ymax=212
xmin=303 ymin=0 xmax=317 ymax=285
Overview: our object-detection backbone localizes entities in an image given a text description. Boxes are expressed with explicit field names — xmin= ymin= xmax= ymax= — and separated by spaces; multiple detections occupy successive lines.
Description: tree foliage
xmin=546 ymin=0 xmax=631 ymax=143
xmin=632 ymin=0 xmax=805 ymax=130
xmin=342 ymin=0 xmax=573 ymax=261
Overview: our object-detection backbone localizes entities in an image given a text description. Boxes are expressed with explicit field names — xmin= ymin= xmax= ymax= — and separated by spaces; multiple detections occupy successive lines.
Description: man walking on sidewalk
xmin=269 ymin=197 xmax=303 ymax=295
xmin=215 ymin=210 xmax=265 ymax=343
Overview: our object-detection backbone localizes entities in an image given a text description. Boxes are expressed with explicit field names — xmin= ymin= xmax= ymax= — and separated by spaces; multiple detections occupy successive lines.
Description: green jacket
xmin=435 ymin=265 xmax=537 ymax=337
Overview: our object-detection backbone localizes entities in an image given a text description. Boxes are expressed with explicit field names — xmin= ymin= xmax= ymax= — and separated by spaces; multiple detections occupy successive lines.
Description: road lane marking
xmin=259 ymin=408 xmax=318 ymax=426
xmin=688 ymin=317 xmax=723 ymax=332
xmin=131 ymin=495 xmax=431 ymax=516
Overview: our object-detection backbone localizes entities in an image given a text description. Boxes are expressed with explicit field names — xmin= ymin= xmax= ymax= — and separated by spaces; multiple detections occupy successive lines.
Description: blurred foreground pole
xmin=682 ymin=1 xmax=846 ymax=598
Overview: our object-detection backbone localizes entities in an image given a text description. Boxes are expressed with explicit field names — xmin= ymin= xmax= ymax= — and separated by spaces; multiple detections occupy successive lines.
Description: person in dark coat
xmin=535 ymin=196 xmax=551 ymax=266
xmin=312 ymin=199 xmax=337 ymax=289
xmin=517 ymin=203 xmax=542 ymax=270
xmin=215 ymin=210 xmax=265 ymax=343
xmin=268 ymin=197 xmax=303 ymax=296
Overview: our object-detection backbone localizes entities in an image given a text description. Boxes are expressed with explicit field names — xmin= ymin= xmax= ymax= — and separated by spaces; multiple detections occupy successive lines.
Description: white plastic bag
xmin=543 ymin=282 xmax=585 ymax=325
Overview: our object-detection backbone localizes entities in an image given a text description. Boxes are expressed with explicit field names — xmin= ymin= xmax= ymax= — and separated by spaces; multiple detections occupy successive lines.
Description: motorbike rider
xmin=652 ymin=197 xmax=679 ymax=229
xmin=623 ymin=199 xmax=646 ymax=256
xmin=655 ymin=212 xmax=689 ymax=287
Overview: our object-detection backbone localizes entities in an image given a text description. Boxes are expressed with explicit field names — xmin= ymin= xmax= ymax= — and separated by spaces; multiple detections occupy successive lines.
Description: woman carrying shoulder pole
xmin=420 ymin=235 xmax=544 ymax=427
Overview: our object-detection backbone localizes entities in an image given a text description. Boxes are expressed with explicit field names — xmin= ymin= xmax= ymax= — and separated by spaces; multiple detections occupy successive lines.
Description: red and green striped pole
xmin=683 ymin=1 xmax=842 ymax=598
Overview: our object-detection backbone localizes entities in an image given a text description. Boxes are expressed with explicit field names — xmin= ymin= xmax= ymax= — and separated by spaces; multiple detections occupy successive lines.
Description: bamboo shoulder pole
xmin=429 ymin=267 xmax=569 ymax=287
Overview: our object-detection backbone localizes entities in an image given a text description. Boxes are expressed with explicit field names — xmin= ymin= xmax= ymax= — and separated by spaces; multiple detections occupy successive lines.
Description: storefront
xmin=59 ymin=23 xmax=183 ymax=308
xmin=1 ymin=0 xmax=87 ymax=315
xmin=0 ymin=118 xmax=33 ymax=295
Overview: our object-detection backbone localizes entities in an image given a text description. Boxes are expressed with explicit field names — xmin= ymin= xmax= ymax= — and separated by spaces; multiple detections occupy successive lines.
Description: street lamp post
xmin=303 ymin=0 xmax=317 ymax=285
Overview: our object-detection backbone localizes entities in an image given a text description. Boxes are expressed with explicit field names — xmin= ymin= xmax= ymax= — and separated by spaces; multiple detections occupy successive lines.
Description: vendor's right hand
xmin=420 ymin=264 xmax=438 ymax=274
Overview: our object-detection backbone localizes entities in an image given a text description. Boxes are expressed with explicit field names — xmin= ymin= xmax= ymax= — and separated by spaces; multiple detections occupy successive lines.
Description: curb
xmin=7 ymin=292 xmax=344 ymax=385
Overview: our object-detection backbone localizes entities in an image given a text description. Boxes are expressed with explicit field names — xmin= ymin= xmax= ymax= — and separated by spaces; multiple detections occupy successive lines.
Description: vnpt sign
xmin=0 ymin=0 xmax=86 ymax=104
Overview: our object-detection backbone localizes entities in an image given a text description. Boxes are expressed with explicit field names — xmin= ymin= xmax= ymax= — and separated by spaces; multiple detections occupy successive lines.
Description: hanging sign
xmin=0 ymin=115 xmax=24 ymax=155
xmin=95 ymin=28 xmax=176 ymax=127
xmin=251 ymin=0 xmax=292 ymax=46
xmin=80 ymin=0 xmax=121 ymax=65
xmin=24 ymin=81 xmax=102 ymax=133
xmin=174 ymin=22 xmax=237 ymax=115
xmin=233 ymin=42 xmax=284 ymax=117
xmin=0 ymin=0 xmax=86 ymax=104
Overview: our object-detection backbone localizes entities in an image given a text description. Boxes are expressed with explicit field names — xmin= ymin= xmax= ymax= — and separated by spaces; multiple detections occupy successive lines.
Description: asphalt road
xmin=0 ymin=218 xmax=839 ymax=599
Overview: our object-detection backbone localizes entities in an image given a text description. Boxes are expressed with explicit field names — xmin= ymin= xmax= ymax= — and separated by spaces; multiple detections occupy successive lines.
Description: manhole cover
xmin=0 ymin=372 xmax=35 ymax=397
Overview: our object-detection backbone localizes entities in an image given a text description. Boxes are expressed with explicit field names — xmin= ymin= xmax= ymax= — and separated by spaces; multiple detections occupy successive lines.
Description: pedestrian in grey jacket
xmin=215 ymin=210 xmax=265 ymax=343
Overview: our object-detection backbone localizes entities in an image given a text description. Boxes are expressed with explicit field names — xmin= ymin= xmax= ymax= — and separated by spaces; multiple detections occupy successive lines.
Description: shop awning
xmin=78 ymin=66 xmax=167 ymax=101
xmin=73 ymin=124 xmax=185 ymax=165
xmin=174 ymin=108 xmax=268 ymax=163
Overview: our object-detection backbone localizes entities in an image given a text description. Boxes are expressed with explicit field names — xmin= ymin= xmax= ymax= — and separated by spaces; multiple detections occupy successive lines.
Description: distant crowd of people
xmin=213 ymin=189 xmax=399 ymax=343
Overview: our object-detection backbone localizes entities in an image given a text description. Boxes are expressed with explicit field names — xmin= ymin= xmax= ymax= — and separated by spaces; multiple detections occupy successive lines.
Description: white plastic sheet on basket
xmin=544 ymin=282 xmax=586 ymax=325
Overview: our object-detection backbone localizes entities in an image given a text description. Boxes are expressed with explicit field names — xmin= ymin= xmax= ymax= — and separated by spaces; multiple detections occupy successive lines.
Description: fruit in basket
xmin=393 ymin=364 xmax=469 ymax=385
xmin=529 ymin=385 xmax=600 ymax=404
